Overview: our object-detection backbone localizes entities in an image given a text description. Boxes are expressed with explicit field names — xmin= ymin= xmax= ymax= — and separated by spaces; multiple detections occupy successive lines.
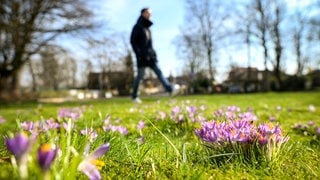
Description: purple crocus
xmin=227 ymin=105 xmax=241 ymax=112
xmin=186 ymin=106 xmax=198 ymax=122
xmin=5 ymin=132 xmax=32 ymax=161
xmin=37 ymin=143 xmax=57 ymax=171
xmin=269 ymin=116 xmax=276 ymax=122
xmin=58 ymin=108 xmax=82 ymax=120
xmin=225 ymin=111 xmax=236 ymax=121
xmin=81 ymin=128 xmax=98 ymax=141
xmin=137 ymin=120 xmax=145 ymax=130
xmin=5 ymin=132 xmax=34 ymax=179
xmin=20 ymin=121 xmax=37 ymax=134
xmin=186 ymin=105 xmax=197 ymax=115
xmin=171 ymin=106 xmax=181 ymax=118
xmin=78 ymin=143 xmax=110 ymax=180
xmin=21 ymin=119 xmax=61 ymax=135
xmin=103 ymin=125 xmax=128 ymax=135
xmin=258 ymin=134 xmax=268 ymax=145
xmin=238 ymin=112 xmax=258 ymax=122
xmin=214 ymin=109 xmax=224 ymax=118
xmin=156 ymin=111 xmax=167 ymax=120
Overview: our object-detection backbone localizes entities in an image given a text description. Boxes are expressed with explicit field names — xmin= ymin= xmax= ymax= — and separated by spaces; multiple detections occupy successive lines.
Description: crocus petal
xmin=89 ymin=143 xmax=110 ymax=160
xmin=79 ymin=161 xmax=101 ymax=180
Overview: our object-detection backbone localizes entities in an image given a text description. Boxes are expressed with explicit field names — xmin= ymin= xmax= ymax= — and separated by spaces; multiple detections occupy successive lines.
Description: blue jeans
xmin=132 ymin=63 xmax=172 ymax=99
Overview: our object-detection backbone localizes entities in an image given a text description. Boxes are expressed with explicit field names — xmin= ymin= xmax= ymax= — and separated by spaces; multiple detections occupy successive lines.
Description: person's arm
xmin=130 ymin=25 xmax=143 ymax=58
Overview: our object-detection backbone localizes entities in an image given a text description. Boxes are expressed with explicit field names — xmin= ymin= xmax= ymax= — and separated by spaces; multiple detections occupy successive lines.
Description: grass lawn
xmin=0 ymin=92 xmax=319 ymax=179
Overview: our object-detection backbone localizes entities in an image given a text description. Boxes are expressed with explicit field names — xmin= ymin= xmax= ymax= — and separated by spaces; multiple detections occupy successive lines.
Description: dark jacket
xmin=130 ymin=16 xmax=157 ymax=67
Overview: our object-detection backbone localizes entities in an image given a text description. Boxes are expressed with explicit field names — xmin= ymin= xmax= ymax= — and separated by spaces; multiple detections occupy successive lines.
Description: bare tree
xmin=183 ymin=0 xmax=231 ymax=83
xmin=174 ymin=32 xmax=207 ymax=93
xmin=291 ymin=10 xmax=309 ymax=76
xmin=248 ymin=0 xmax=273 ymax=91
xmin=85 ymin=33 xmax=131 ymax=96
xmin=307 ymin=0 xmax=320 ymax=70
xmin=309 ymin=0 xmax=320 ymax=41
xmin=174 ymin=33 xmax=205 ymax=78
xmin=231 ymin=2 xmax=256 ymax=92
xmin=269 ymin=0 xmax=286 ymax=90
xmin=37 ymin=45 xmax=76 ymax=90
xmin=0 ymin=0 xmax=96 ymax=99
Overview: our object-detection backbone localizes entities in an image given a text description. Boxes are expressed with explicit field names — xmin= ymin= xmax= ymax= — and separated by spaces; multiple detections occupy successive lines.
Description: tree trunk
xmin=0 ymin=70 xmax=21 ymax=100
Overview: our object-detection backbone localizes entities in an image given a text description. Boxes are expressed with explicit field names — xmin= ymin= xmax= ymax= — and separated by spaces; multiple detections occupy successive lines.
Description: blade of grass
xmin=146 ymin=118 xmax=181 ymax=168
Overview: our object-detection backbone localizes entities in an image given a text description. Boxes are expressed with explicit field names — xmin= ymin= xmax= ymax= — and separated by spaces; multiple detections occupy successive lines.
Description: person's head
xmin=141 ymin=7 xmax=151 ymax=20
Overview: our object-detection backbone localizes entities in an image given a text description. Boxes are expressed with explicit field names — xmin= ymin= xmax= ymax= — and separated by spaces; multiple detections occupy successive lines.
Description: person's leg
xmin=132 ymin=67 xmax=146 ymax=99
xmin=150 ymin=63 xmax=173 ymax=92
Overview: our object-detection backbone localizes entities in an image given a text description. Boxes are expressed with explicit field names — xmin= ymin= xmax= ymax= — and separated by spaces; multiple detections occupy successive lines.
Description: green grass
xmin=0 ymin=92 xmax=319 ymax=179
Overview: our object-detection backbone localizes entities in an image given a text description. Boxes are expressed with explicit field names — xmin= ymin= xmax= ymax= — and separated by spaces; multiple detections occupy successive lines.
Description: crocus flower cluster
xmin=169 ymin=104 xmax=206 ymax=123
xmin=102 ymin=115 xmax=128 ymax=135
xmin=171 ymin=106 xmax=184 ymax=123
xmin=58 ymin=107 xmax=83 ymax=120
xmin=5 ymin=131 xmax=110 ymax=180
xmin=21 ymin=119 xmax=61 ymax=135
xmin=195 ymin=120 xmax=256 ymax=144
xmin=103 ymin=125 xmax=128 ymax=135
xmin=81 ymin=128 xmax=98 ymax=142
xmin=195 ymin=106 xmax=289 ymax=162
xmin=5 ymin=133 xmax=58 ymax=175
xmin=156 ymin=111 xmax=167 ymax=120
xmin=3 ymin=106 xmax=115 ymax=180
xmin=213 ymin=106 xmax=258 ymax=122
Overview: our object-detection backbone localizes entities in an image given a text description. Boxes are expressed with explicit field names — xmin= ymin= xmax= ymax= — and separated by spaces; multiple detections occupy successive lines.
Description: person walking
xmin=130 ymin=7 xmax=177 ymax=103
